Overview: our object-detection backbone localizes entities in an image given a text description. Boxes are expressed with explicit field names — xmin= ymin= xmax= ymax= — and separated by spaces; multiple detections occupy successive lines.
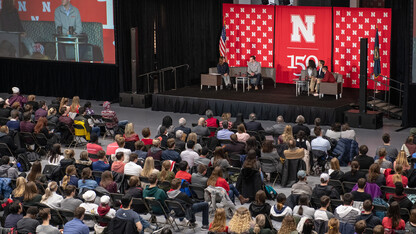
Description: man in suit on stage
xmin=310 ymin=60 xmax=325 ymax=96
xmin=247 ymin=55 xmax=262 ymax=90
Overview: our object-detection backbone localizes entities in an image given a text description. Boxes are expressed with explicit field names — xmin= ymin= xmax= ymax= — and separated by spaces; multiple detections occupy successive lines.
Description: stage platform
xmin=152 ymin=83 xmax=359 ymax=125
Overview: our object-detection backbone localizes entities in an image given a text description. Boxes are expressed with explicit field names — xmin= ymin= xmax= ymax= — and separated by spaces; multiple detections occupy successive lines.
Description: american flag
xmin=219 ymin=24 xmax=227 ymax=59
xmin=333 ymin=7 xmax=391 ymax=89
xmin=223 ymin=4 xmax=275 ymax=68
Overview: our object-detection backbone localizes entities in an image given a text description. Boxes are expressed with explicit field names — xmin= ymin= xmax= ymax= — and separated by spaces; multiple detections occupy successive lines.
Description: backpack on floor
xmin=25 ymin=151 xmax=40 ymax=162
xmin=264 ymin=185 xmax=277 ymax=200
xmin=16 ymin=154 xmax=31 ymax=172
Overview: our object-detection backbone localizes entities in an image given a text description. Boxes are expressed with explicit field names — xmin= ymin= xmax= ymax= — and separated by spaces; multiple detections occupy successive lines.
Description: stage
xmin=152 ymin=82 xmax=360 ymax=125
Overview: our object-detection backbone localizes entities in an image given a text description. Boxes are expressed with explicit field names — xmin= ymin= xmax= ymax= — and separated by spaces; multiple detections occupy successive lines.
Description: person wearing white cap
xmin=79 ymin=190 xmax=98 ymax=228
xmin=311 ymin=173 xmax=340 ymax=200
xmin=6 ymin=87 xmax=27 ymax=107
xmin=97 ymin=195 xmax=116 ymax=218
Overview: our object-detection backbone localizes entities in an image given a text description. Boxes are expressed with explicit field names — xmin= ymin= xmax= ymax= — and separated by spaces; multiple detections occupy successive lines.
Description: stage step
xmin=367 ymin=98 xmax=402 ymax=120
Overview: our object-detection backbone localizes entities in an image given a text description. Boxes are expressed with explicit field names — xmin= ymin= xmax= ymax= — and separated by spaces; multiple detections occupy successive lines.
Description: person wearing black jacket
xmin=292 ymin=115 xmax=310 ymax=136
xmin=166 ymin=178 xmax=209 ymax=230
xmin=340 ymin=161 xmax=366 ymax=183
xmin=353 ymin=145 xmax=374 ymax=170
xmin=356 ymin=200 xmax=382 ymax=229
xmin=312 ymin=173 xmax=340 ymax=199
xmin=249 ymin=190 xmax=272 ymax=229
xmin=388 ymin=182 xmax=413 ymax=212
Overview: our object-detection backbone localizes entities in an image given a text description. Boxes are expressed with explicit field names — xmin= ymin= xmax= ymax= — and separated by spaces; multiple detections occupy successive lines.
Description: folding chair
xmin=330 ymin=199 xmax=344 ymax=212
xmin=400 ymin=208 xmax=410 ymax=222
xmin=70 ymin=124 xmax=87 ymax=148
xmin=165 ymin=200 xmax=194 ymax=231
xmin=154 ymin=160 xmax=162 ymax=171
xmin=342 ymin=181 xmax=356 ymax=193
xmin=380 ymin=186 xmax=396 ymax=199
xmin=404 ymin=187 xmax=416 ymax=195
xmin=229 ymin=153 xmax=242 ymax=168
xmin=145 ymin=197 xmax=175 ymax=229
xmin=132 ymin=198 xmax=151 ymax=215
xmin=42 ymin=165 xmax=59 ymax=177
xmin=33 ymin=133 xmax=48 ymax=154
xmin=88 ymin=153 xmax=99 ymax=162
xmin=218 ymin=139 xmax=232 ymax=146
xmin=139 ymin=176 xmax=150 ymax=184
xmin=20 ymin=132 xmax=36 ymax=150
xmin=109 ymin=193 xmax=123 ymax=209
xmin=259 ymin=157 xmax=281 ymax=186
xmin=92 ymin=171 xmax=103 ymax=180
xmin=328 ymin=179 xmax=345 ymax=196
xmin=102 ymin=117 xmax=117 ymax=139
xmin=0 ymin=143 xmax=13 ymax=157
xmin=189 ymin=184 xmax=205 ymax=202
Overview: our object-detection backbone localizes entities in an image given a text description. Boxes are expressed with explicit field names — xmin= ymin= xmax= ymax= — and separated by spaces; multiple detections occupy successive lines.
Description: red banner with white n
xmin=274 ymin=6 xmax=332 ymax=84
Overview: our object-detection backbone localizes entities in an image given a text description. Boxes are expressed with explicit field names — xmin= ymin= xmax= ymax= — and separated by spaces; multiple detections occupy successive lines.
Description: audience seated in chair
xmin=245 ymin=113 xmax=264 ymax=132
xmin=161 ymin=138 xmax=181 ymax=163
xmin=292 ymin=115 xmax=310 ymax=137
xmin=166 ymin=178 xmax=210 ymax=229
xmin=356 ymin=200 xmax=382 ymax=229
xmin=236 ymin=150 xmax=263 ymax=201
xmin=382 ymin=201 xmax=405 ymax=231
xmin=143 ymin=173 xmax=168 ymax=215
xmin=124 ymin=153 xmax=142 ymax=177
xmin=291 ymin=170 xmax=312 ymax=196
xmin=180 ymin=140 xmax=199 ymax=168
xmin=312 ymin=173 xmax=340 ymax=200
xmin=388 ymin=182 xmax=413 ymax=212
xmin=314 ymin=195 xmax=334 ymax=222
xmin=375 ymin=133 xmax=398 ymax=163
xmin=147 ymin=139 xmax=163 ymax=161
xmin=216 ymin=120 xmax=234 ymax=140
xmin=353 ymin=145 xmax=374 ymax=170
xmin=115 ymin=137 xmax=132 ymax=163
xmin=191 ymin=164 xmax=208 ymax=188
xmin=334 ymin=193 xmax=360 ymax=225
xmin=86 ymin=133 xmax=103 ymax=156
xmin=111 ymin=152 xmax=125 ymax=174
xmin=270 ymin=193 xmax=292 ymax=222
xmin=92 ymin=150 xmax=110 ymax=172
xmin=223 ymin=134 xmax=246 ymax=155
xmin=158 ymin=161 xmax=175 ymax=191
xmin=340 ymin=161 xmax=366 ymax=183
xmin=60 ymin=185 xmax=83 ymax=212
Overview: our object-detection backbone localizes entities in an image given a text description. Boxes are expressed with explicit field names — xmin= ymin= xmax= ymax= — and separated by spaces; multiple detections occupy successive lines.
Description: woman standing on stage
xmin=217 ymin=56 xmax=232 ymax=89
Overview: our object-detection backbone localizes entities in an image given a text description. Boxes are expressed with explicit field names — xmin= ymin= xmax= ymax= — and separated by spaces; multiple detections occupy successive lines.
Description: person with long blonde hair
xmin=279 ymin=125 xmax=293 ymax=144
xmin=59 ymin=97 xmax=69 ymax=115
xmin=278 ymin=215 xmax=298 ymax=234
xmin=123 ymin=122 xmax=140 ymax=142
xmin=23 ymin=181 xmax=42 ymax=206
xmin=61 ymin=165 xmax=79 ymax=189
xmin=386 ymin=164 xmax=408 ymax=199
xmin=394 ymin=150 xmax=410 ymax=171
xmin=157 ymin=160 xmax=175 ymax=191
xmin=141 ymin=157 xmax=159 ymax=178
xmin=12 ymin=177 xmax=26 ymax=201
xmin=41 ymin=181 xmax=63 ymax=209
xmin=69 ymin=96 xmax=80 ymax=113
xmin=326 ymin=218 xmax=341 ymax=234
xmin=209 ymin=208 xmax=228 ymax=233
xmin=329 ymin=157 xmax=344 ymax=181
xmin=229 ymin=207 xmax=253 ymax=234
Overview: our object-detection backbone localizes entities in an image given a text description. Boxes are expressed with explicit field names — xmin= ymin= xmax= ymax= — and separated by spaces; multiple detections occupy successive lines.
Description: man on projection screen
xmin=54 ymin=0 xmax=82 ymax=35
xmin=54 ymin=0 xmax=83 ymax=61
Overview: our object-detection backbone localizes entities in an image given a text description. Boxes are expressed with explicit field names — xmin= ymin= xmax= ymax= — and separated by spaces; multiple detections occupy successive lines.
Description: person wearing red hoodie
xmin=97 ymin=195 xmax=116 ymax=223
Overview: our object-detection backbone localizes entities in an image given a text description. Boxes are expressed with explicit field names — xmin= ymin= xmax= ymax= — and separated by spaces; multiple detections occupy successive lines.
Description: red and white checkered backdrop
xmin=222 ymin=4 xmax=392 ymax=89
xmin=4 ymin=0 xmax=115 ymax=64
xmin=333 ymin=7 xmax=391 ymax=89
xmin=222 ymin=4 xmax=275 ymax=68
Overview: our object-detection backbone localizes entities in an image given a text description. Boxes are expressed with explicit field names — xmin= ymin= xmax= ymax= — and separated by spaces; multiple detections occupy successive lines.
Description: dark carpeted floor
xmin=160 ymin=83 xmax=359 ymax=108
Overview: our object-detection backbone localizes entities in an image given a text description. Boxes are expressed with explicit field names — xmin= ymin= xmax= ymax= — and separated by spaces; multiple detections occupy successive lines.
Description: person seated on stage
xmin=309 ymin=60 xmax=325 ymax=94
xmin=318 ymin=66 xmax=336 ymax=85
xmin=305 ymin=59 xmax=317 ymax=81
xmin=217 ymin=56 xmax=232 ymax=89
xmin=247 ymin=55 xmax=262 ymax=90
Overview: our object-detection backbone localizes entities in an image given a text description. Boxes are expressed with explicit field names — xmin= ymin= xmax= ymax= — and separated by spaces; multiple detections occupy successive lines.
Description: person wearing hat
xmin=97 ymin=195 xmax=116 ymax=219
xmin=6 ymin=87 xmax=27 ymax=107
xmin=291 ymin=170 xmax=312 ymax=196
xmin=79 ymin=190 xmax=98 ymax=228
xmin=312 ymin=173 xmax=340 ymax=199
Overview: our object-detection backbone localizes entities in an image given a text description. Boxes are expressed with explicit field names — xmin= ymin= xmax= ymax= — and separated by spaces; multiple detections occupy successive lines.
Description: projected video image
xmin=0 ymin=0 xmax=115 ymax=64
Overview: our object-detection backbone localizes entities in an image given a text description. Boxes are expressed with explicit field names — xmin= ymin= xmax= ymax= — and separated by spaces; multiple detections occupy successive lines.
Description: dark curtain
xmin=0 ymin=58 xmax=118 ymax=101
xmin=386 ymin=0 xmax=415 ymax=127
xmin=116 ymin=0 xmax=232 ymax=93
